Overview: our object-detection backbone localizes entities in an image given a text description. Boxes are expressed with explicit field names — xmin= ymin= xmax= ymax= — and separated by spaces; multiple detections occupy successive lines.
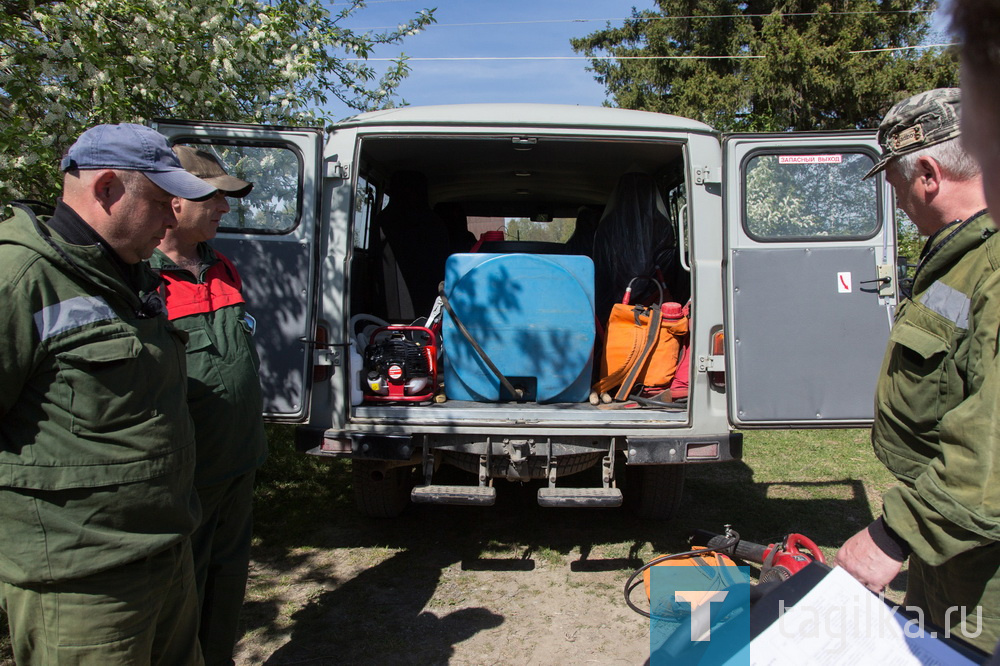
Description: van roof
xmin=334 ymin=103 xmax=715 ymax=134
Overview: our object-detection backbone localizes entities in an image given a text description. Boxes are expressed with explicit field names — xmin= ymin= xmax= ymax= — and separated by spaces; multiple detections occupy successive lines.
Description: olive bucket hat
xmin=172 ymin=145 xmax=253 ymax=198
xmin=863 ymin=88 xmax=963 ymax=180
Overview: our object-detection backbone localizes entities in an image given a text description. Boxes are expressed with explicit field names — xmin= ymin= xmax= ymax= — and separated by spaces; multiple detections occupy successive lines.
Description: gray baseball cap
xmin=60 ymin=123 xmax=217 ymax=200
xmin=863 ymin=88 xmax=963 ymax=180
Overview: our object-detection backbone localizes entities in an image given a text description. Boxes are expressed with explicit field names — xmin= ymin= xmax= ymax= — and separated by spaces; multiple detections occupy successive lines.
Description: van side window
xmin=176 ymin=142 xmax=302 ymax=234
xmin=743 ymin=151 xmax=879 ymax=241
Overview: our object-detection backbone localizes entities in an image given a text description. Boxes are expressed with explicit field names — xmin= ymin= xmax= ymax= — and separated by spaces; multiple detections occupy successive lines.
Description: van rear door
xmin=151 ymin=121 xmax=324 ymax=422
xmin=723 ymin=132 xmax=894 ymax=427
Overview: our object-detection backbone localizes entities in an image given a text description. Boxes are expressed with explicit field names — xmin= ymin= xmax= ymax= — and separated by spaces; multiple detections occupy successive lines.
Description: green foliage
xmin=505 ymin=217 xmax=577 ymax=243
xmin=744 ymin=152 xmax=878 ymax=238
xmin=204 ymin=143 xmax=299 ymax=232
xmin=253 ymin=424 xmax=354 ymax=548
xmin=895 ymin=210 xmax=923 ymax=264
xmin=571 ymin=0 xmax=957 ymax=132
xmin=0 ymin=0 xmax=435 ymax=203
xmin=895 ymin=209 xmax=922 ymax=293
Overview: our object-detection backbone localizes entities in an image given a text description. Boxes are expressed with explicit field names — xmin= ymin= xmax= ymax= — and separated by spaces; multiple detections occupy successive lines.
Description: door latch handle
xmin=859 ymin=277 xmax=891 ymax=285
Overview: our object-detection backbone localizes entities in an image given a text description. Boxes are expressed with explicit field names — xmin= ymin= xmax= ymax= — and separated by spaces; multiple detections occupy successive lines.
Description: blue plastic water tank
xmin=443 ymin=253 xmax=595 ymax=403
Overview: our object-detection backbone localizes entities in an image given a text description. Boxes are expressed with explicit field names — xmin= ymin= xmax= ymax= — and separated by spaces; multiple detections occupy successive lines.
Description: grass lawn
xmin=248 ymin=425 xmax=904 ymax=603
xmin=681 ymin=428 xmax=897 ymax=562
xmin=252 ymin=425 xmax=896 ymax=564
xmin=236 ymin=425 xmax=906 ymax=662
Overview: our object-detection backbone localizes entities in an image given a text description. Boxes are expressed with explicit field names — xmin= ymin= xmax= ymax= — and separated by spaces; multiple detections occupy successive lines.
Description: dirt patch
xmin=233 ymin=441 xmax=896 ymax=665
xmin=236 ymin=542 xmax=650 ymax=665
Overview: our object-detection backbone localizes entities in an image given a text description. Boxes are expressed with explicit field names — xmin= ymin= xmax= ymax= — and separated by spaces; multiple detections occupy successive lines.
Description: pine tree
xmin=571 ymin=0 xmax=956 ymax=131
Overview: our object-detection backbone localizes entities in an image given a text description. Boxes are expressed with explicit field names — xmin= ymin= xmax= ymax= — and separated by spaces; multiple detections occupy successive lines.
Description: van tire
xmin=352 ymin=460 xmax=415 ymax=518
xmin=626 ymin=464 xmax=685 ymax=521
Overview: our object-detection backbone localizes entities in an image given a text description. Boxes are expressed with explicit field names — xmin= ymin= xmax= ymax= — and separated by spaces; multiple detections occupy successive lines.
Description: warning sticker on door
xmin=838 ymin=272 xmax=852 ymax=293
xmin=778 ymin=154 xmax=843 ymax=165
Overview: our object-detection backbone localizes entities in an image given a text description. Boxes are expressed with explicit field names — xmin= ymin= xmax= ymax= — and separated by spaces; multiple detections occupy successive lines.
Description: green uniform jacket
xmin=873 ymin=210 xmax=1000 ymax=563
xmin=0 ymin=206 xmax=200 ymax=585
xmin=150 ymin=244 xmax=267 ymax=488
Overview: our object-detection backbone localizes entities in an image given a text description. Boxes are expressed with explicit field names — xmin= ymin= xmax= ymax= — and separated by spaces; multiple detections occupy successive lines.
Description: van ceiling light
xmin=515 ymin=189 xmax=530 ymax=196
xmin=515 ymin=171 xmax=532 ymax=177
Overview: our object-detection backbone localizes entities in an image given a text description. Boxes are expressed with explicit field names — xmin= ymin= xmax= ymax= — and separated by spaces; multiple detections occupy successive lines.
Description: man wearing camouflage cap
xmin=836 ymin=88 xmax=1000 ymax=651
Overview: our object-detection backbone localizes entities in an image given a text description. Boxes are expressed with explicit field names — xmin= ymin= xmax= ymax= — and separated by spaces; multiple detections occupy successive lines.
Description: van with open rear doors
xmin=153 ymin=104 xmax=895 ymax=519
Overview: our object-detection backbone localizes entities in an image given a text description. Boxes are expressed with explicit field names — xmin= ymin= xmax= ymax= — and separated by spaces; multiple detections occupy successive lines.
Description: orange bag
xmin=593 ymin=278 xmax=688 ymax=401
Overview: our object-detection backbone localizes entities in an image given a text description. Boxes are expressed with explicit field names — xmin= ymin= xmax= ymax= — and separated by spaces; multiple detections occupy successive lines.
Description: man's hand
xmin=834 ymin=527 xmax=903 ymax=593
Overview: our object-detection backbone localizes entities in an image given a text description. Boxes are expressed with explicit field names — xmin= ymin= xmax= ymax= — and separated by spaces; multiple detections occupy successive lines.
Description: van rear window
xmin=743 ymin=151 xmax=879 ymax=241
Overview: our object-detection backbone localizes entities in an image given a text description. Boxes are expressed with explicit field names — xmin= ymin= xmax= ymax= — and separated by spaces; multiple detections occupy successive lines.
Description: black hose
xmin=689 ymin=529 xmax=771 ymax=563
xmin=437 ymin=282 xmax=524 ymax=401
xmin=703 ymin=534 xmax=769 ymax=563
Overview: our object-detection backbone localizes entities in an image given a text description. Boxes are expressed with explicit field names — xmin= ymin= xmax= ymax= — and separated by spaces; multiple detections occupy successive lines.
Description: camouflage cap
xmin=863 ymin=88 xmax=962 ymax=180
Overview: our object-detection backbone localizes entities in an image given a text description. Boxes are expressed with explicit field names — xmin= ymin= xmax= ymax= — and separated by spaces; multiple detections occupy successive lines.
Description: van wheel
xmin=625 ymin=465 xmax=685 ymax=521
xmin=352 ymin=460 xmax=416 ymax=518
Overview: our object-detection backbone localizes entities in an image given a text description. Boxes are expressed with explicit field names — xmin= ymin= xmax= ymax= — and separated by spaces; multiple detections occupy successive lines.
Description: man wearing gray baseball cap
xmin=836 ymin=89 xmax=1000 ymax=652
xmin=60 ymin=123 xmax=218 ymax=201
xmin=0 ymin=123 xmax=214 ymax=664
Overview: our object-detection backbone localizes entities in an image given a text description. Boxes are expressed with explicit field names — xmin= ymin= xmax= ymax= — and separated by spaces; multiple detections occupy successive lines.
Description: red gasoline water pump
xmin=363 ymin=326 xmax=437 ymax=402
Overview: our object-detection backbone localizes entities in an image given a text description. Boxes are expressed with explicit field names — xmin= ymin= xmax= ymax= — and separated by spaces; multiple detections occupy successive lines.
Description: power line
xmin=356 ymin=9 xmax=934 ymax=31
xmin=349 ymin=55 xmax=765 ymax=61
xmin=347 ymin=43 xmax=953 ymax=62
xmin=850 ymin=42 xmax=955 ymax=53
xmin=329 ymin=0 xmax=422 ymax=4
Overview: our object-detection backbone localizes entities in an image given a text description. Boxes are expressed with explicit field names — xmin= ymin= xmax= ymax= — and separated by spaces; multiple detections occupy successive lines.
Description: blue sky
xmin=329 ymin=0 xmax=657 ymax=117
xmin=329 ymin=0 xmax=952 ymax=119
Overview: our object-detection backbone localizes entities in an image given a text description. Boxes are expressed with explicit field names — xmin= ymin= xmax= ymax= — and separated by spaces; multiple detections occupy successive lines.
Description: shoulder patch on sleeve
xmin=33 ymin=295 xmax=117 ymax=341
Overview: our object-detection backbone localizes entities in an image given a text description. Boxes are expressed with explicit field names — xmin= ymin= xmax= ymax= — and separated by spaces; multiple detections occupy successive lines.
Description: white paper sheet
xmin=726 ymin=566 xmax=982 ymax=665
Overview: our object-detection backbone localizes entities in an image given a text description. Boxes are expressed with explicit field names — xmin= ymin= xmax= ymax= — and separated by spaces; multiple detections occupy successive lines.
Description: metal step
xmin=411 ymin=485 xmax=496 ymax=506
xmin=537 ymin=487 xmax=623 ymax=508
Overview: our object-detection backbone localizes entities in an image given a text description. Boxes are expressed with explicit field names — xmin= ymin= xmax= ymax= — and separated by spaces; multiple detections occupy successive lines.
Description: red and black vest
xmin=160 ymin=253 xmax=244 ymax=321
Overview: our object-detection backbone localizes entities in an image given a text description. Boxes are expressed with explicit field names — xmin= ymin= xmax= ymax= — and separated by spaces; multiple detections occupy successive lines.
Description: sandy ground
xmin=236 ymin=486 xmax=664 ymax=665
xmin=230 ymin=441 xmax=898 ymax=665
xmin=235 ymin=528 xmax=653 ymax=665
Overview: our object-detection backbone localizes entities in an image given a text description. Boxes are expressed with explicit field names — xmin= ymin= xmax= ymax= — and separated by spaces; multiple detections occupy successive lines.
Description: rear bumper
xmin=624 ymin=433 xmax=742 ymax=464
xmin=298 ymin=427 xmax=742 ymax=465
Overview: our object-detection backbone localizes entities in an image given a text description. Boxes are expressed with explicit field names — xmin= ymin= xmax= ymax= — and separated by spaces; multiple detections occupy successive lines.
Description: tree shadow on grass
xmin=261 ymin=544 xmax=504 ymax=665
xmin=678 ymin=460 xmax=908 ymax=597
xmin=240 ymin=431 xmax=891 ymax=662
xmin=0 ymin=428 xmax=894 ymax=664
